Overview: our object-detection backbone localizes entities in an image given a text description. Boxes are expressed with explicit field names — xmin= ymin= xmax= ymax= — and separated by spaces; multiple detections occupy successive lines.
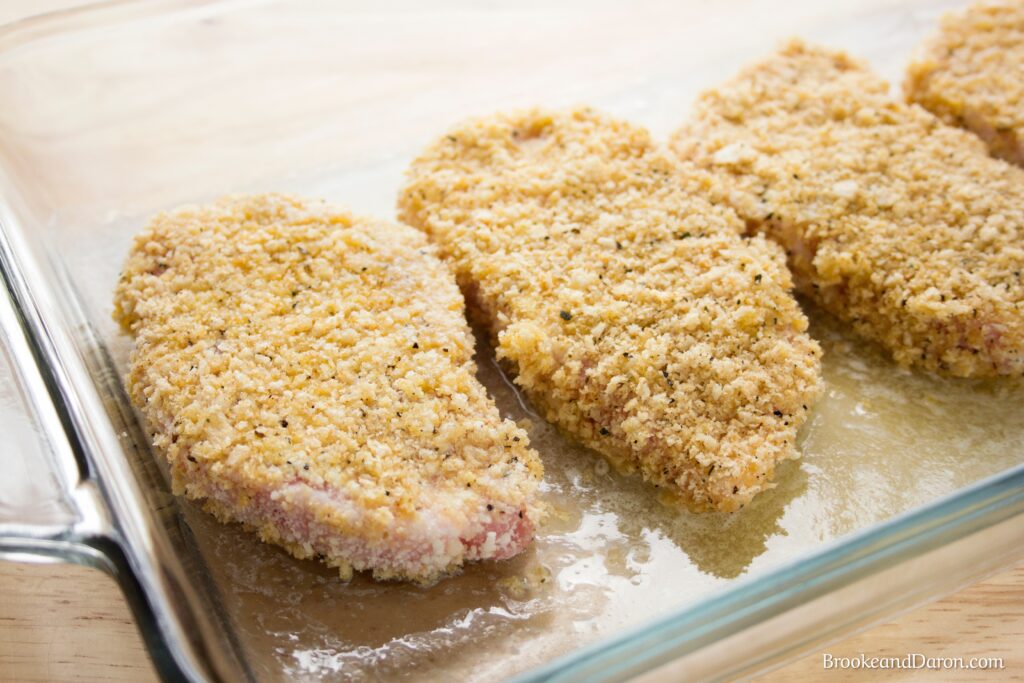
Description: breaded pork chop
xmin=399 ymin=108 xmax=821 ymax=513
xmin=113 ymin=194 xmax=542 ymax=584
xmin=673 ymin=41 xmax=1024 ymax=377
xmin=906 ymin=1 xmax=1024 ymax=166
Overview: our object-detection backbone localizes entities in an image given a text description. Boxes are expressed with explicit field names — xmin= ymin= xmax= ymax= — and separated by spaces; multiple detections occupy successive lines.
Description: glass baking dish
xmin=0 ymin=0 xmax=1021 ymax=681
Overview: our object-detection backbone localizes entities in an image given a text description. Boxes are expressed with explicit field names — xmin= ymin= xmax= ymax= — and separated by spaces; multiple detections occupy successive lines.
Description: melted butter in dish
xmin=184 ymin=309 xmax=1024 ymax=682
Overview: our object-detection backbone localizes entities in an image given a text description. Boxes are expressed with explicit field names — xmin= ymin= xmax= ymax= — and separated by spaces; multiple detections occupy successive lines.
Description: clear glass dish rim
xmin=514 ymin=462 xmax=1024 ymax=682
xmin=0 ymin=2 xmax=1020 ymax=682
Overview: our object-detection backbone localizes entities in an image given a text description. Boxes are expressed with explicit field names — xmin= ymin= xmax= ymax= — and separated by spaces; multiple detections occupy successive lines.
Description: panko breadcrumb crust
xmin=399 ymin=107 xmax=822 ymax=513
xmin=113 ymin=194 xmax=542 ymax=584
xmin=673 ymin=40 xmax=1024 ymax=377
xmin=906 ymin=1 xmax=1024 ymax=166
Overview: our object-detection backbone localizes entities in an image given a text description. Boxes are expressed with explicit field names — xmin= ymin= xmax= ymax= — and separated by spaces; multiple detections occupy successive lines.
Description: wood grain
xmin=0 ymin=562 xmax=153 ymax=683
xmin=1 ymin=560 xmax=1021 ymax=682
xmin=758 ymin=561 xmax=1024 ymax=682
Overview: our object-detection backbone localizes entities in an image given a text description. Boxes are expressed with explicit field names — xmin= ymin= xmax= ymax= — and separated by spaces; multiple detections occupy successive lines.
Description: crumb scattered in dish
xmin=113 ymin=193 xmax=542 ymax=584
xmin=906 ymin=0 xmax=1024 ymax=166
xmin=399 ymin=107 xmax=821 ymax=513
xmin=673 ymin=40 xmax=1024 ymax=377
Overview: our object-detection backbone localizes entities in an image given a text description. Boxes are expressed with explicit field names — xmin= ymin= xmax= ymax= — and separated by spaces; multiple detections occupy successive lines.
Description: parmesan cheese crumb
xmin=113 ymin=194 xmax=542 ymax=584
xmin=674 ymin=40 xmax=1024 ymax=377
xmin=399 ymin=107 xmax=822 ymax=513
xmin=906 ymin=1 xmax=1024 ymax=166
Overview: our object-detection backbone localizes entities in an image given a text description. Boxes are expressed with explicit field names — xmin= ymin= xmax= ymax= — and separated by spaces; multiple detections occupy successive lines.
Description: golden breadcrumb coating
xmin=113 ymin=194 xmax=542 ymax=584
xmin=906 ymin=1 xmax=1024 ymax=166
xmin=673 ymin=40 xmax=1024 ymax=377
xmin=399 ymin=107 xmax=821 ymax=513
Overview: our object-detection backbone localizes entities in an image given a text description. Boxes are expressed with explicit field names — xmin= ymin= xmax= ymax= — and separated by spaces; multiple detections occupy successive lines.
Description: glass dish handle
xmin=0 ymin=269 xmax=116 ymax=571
xmin=0 ymin=220 xmax=248 ymax=682
xmin=0 ymin=277 xmax=227 ymax=682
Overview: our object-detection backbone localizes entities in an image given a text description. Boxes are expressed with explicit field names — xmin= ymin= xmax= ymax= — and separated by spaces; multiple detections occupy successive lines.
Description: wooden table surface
xmin=2 ymin=559 xmax=1021 ymax=682
xmin=0 ymin=1 xmax=1021 ymax=682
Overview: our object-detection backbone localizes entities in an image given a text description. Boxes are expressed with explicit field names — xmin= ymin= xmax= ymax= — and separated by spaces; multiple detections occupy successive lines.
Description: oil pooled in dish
xmin=184 ymin=309 xmax=1024 ymax=682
